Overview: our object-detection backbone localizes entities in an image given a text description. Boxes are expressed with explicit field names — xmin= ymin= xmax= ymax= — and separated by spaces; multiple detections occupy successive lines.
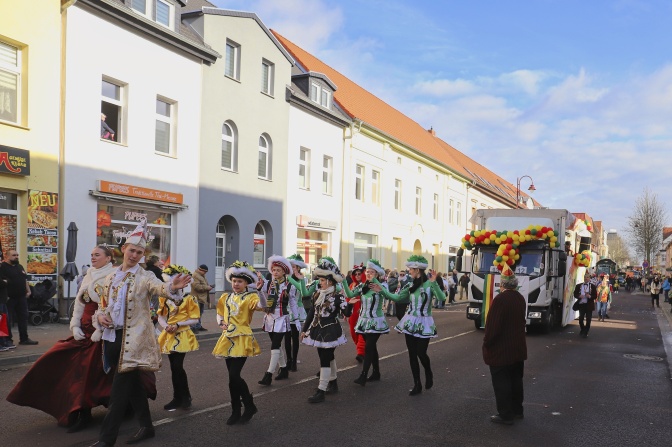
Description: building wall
xmin=62 ymin=4 xmax=204 ymax=286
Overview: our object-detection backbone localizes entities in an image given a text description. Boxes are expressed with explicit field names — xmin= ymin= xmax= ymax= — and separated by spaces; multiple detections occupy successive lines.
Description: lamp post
xmin=516 ymin=175 xmax=536 ymax=208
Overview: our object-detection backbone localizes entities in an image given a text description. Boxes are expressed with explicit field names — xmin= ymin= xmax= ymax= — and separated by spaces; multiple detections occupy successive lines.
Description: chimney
xmin=428 ymin=127 xmax=436 ymax=136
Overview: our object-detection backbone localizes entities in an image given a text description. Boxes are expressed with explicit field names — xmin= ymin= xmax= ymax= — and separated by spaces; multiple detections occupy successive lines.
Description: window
xmin=320 ymin=89 xmax=330 ymax=108
xmin=0 ymin=41 xmax=20 ymax=124
xmin=355 ymin=165 xmax=364 ymax=201
xmin=371 ymin=170 xmax=380 ymax=205
xmin=456 ymin=201 xmax=462 ymax=226
xmin=155 ymin=97 xmax=174 ymax=154
xmin=0 ymin=191 xmax=18 ymax=253
xmin=471 ymin=206 xmax=477 ymax=230
xmin=310 ymin=83 xmax=319 ymax=102
xmin=258 ymin=134 xmax=271 ymax=180
xmin=101 ymin=78 xmax=124 ymax=142
xmin=322 ymin=156 xmax=333 ymax=195
xmin=394 ymin=179 xmax=401 ymax=210
xmin=299 ymin=148 xmax=310 ymax=189
xmin=155 ymin=0 xmax=172 ymax=28
xmin=354 ymin=232 xmax=378 ymax=266
xmin=225 ymin=39 xmax=241 ymax=80
xmin=130 ymin=0 xmax=147 ymax=14
xmin=130 ymin=0 xmax=173 ymax=29
xmin=297 ymin=229 xmax=329 ymax=266
xmin=397 ymin=157 xmax=401 ymax=164
xmin=253 ymin=223 xmax=266 ymax=267
xmin=449 ymin=199 xmax=454 ymax=224
xmin=221 ymin=121 xmax=237 ymax=171
xmin=418 ymin=166 xmax=422 ymax=174
xmin=261 ymin=59 xmax=274 ymax=95
xmin=433 ymin=194 xmax=439 ymax=220
xmin=310 ymin=82 xmax=331 ymax=108
xmin=415 ymin=187 xmax=422 ymax=216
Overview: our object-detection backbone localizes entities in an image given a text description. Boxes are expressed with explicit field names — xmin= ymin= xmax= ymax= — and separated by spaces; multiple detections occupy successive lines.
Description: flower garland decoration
xmin=460 ymin=225 xmax=559 ymax=271
xmin=573 ymin=250 xmax=591 ymax=267
xmin=162 ymin=264 xmax=192 ymax=276
xmin=230 ymin=260 xmax=256 ymax=272
xmin=583 ymin=219 xmax=593 ymax=232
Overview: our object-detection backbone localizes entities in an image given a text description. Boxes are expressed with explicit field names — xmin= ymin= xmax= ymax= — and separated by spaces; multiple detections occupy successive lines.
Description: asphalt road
xmin=1 ymin=291 xmax=671 ymax=447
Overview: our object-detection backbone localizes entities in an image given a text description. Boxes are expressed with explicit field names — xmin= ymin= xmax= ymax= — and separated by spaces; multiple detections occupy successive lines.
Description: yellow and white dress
xmin=213 ymin=291 xmax=265 ymax=358
xmin=157 ymin=295 xmax=200 ymax=354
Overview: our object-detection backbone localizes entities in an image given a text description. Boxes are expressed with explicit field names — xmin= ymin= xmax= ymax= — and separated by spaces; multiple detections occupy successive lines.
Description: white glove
xmin=72 ymin=327 xmax=85 ymax=341
xmin=90 ymin=329 xmax=103 ymax=342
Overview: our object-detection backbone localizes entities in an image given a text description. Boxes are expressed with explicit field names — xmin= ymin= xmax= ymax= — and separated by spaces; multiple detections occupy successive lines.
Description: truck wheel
xmin=474 ymin=318 xmax=482 ymax=330
xmin=541 ymin=306 xmax=555 ymax=334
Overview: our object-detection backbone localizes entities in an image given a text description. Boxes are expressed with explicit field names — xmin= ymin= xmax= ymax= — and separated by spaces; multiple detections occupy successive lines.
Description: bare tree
xmin=625 ymin=188 xmax=668 ymax=267
xmin=608 ymin=233 xmax=631 ymax=267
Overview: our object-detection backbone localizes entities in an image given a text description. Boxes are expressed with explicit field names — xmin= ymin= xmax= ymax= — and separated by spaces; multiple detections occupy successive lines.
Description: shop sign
xmin=0 ymin=145 xmax=30 ymax=176
xmin=98 ymin=180 xmax=183 ymax=204
xmin=26 ymin=190 xmax=59 ymax=284
xmin=296 ymin=215 xmax=337 ymax=230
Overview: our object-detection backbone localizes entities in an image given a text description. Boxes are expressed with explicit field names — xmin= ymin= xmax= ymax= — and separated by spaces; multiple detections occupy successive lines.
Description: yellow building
xmin=0 ymin=0 xmax=65 ymax=286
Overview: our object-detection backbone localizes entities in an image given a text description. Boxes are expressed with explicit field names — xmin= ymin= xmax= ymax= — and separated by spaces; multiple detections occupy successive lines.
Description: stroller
xmin=28 ymin=279 xmax=59 ymax=325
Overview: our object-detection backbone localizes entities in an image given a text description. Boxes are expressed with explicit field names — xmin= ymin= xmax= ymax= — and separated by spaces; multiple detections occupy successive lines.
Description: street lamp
xmin=516 ymin=175 xmax=536 ymax=208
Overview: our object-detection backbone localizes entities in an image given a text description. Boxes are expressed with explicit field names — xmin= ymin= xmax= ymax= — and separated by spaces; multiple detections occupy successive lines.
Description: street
xmin=2 ymin=290 xmax=671 ymax=447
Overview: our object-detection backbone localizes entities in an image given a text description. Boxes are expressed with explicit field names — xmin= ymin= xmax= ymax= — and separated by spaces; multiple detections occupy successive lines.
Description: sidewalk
xmin=0 ymin=309 xmax=265 ymax=368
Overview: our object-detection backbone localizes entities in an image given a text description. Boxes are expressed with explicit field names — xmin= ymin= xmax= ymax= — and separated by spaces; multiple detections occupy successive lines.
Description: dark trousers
xmin=651 ymin=294 xmax=660 ymax=307
xmin=489 ymin=361 xmax=524 ymax=420
xmin=225 ymin=357 xmax=250 ymax=409
xmin=6 ymin=294 xmax=29 ymax=342
xmin=284 ymin=325 xmax=300 ymax=364
xmin=449 ymin=287 xmax=456 ymax=303
xmin=99 ymin=331 xmax=152 ymax=445
xmin=168 ymin=352 xmax=190 ymax=402
xmin=578 ymin=303 xmax=592 ymax=334
xmin=317 ymin=347 xmax=335 ymax=367
xmin=404 ymin=335 xmax=431 ymax=382
xmin=395 ymin=303 xmax=408 ymax=321
xmin=362 ymin=333 xmax=381 ymax=374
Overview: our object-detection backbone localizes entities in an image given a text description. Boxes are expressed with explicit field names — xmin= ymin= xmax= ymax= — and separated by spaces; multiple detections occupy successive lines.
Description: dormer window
xmin=129 ymin=0 xmax=174 ymax=30
xmin=310 ymin=82 xmax=331 ymax=108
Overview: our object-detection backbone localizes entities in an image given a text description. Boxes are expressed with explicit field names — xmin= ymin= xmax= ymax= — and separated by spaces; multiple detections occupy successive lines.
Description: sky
xmin=211 ymin=0 xmax=672 ymax=240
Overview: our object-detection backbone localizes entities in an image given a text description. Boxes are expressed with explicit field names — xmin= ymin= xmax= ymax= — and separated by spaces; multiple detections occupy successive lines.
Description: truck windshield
xmin=474 ymin=246 xmax=545 ymax=277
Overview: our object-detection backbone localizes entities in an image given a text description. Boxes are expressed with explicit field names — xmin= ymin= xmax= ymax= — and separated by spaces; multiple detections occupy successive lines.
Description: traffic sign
xmin=642 ymin=260 xmax=649 ymax=268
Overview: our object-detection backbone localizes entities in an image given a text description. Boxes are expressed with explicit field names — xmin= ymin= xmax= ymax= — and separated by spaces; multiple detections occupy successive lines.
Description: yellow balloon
xmin=514 ymin=254 xmax=520 ymax=260
xmin=502 ymin=255 xmax=509 ymax=261
xmin=483 ymin=239 xmax=490 ymax=245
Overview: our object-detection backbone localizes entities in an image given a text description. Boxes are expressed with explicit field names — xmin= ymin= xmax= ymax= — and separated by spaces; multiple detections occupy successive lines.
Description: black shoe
xmin=353 ymin=372 xmax=367 ymax=386
xmin=199 ymin=327 xmax=208 ymax=331
xmin=490 ymin=415 xmax=514 ymax=425
xmin=239 ymin=393 xmax=257 ymax=423
xmin=226 ymin=408 xmax=241 ymax=425
xmin=290 ymin=360 xmax=297 ymax=372
xmin=425 ymin=370 xmax=434 ymax=390
xmin=126 ymin=426 xmax=155 ymax=444
xmin=163 ymin=398 xmax=180 ymax=411
xmin=67 ymin=409 xmax=92 ymax=433
xmin=308 ymin=389 xmax=325 ymax=403
xmin=326 ymin=379 xmax=339 ymax=394
xmin=367 ymin=370 xmax=381 ymax=382
xmin=513 ymin=413 xmax=524 ymax=420
xmin=409 ymin=380 xmax=422 ymax=396
xmin=19 ymin=338 xmax=38 ymax=345
xmin=181 ymin=396 xmax=192 ymax=410
xmin=258 ymin=372 xmax=272 ymax=386
xmin=315 ymin=371 xmax=320 ymax=378
xmin=355 ymin=355 xmax=364 ymax=363
xmin=275 ymin=366 xmax=289 ymax=380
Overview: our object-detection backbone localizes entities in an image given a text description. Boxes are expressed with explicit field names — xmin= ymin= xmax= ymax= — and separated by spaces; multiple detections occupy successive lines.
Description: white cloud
xmin=413 ymin=79 xmax=478 ymax=97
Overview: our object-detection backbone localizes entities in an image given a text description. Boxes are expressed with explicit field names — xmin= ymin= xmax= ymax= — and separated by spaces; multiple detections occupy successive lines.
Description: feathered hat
xmin=287 ymin=253 xmax=307 ymax=269
xmin=161 ymin=264 xmax=192 ymax=294
xmin=313 ymin=256 xmax=344 ymax=283
xmin=267 ymin=254 xmax=292 ymax=275
xmin=125 ymin=218 xmax=149 ymax=249
xmin=351 ymin=263 xmax=365 ymax=273
xmin=405 ymin=255 xmax=429 ymax=269
xmin=226 ymin=260 xmax=258 ymax=284
xmin=366 ymin=259 xmax=385 ymax=276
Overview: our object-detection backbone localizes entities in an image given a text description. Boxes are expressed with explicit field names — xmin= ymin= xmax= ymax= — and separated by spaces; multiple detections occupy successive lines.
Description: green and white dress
xmin=343 ymin=281 xmax=389 ymax=334
xmin=379 ymin=280 xmax=444 ymax=338
xmin=289 ymin=276 xmax=307 ymax=328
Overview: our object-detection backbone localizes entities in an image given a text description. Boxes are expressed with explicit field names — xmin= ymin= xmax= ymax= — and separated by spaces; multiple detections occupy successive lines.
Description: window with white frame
xmin=0 ymin=40 xmax=21 ymax=125
xmin=253 ymin=223 xmax=266 ymax=268
xmin=258 ymin=134 xmax=271 ymax=180
xmin=371 ymin=170 xmax=380 ymax=205
xmin=310 ymin=83 xmax=319 ymax=102
xmin=433 ymin=193 xmax=439 ymax=220
xmin=155 ymin=0 xmax=173 ymax=28
xmin=225 ymin=39 xmax=241 ymax=80
xmin=299 ymin=148 xmax=310 ymax=189
xmin=322 ymin=156 xmax=333 ymax=195
xmin=415 ymin=187 xmax=422 ymax=216
xmin=261 ymin=59 xmax=274 ymax=95
xmin=155 ymin=97 xmax=174 ymax=154
xmin=355 ymin=165 xmax=364 ymax=201
xmin=456 ymin=201 xmax=462 ymax=226
xmin=129 ymin=0 xmax=174 ymax=29
xmin=221 ymin=121 xmax=237 ymax=171
xmin=130 ymin=0 xmax=148 ymax=15
xmin=394 ymin=179 xmax=401 ymax=210
xmin=354 ymin=232 xmax=378 ymax=266
xmin=320 ymin=89 xmax=330 ymax=108
xmin=310 ymin=82 xmax=331 ymax=108
xmin=396 ymin=157 xmax=401 ymax=164
xmin=101 ymin=77 xmax=125 ymax=142
xmin=418 ymin=166 xmax=422 ymax=174
xmin=449 ymin=199 xmax=454 ymax=224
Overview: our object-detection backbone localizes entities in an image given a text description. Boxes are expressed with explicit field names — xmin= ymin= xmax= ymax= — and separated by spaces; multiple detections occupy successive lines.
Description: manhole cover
xmin=623 ymin=354 xmax=664 ymax=362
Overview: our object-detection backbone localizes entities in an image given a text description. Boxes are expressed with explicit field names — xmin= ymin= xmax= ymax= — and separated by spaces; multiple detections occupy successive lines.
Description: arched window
xmin=222 ymin=121 xmax=237 ymax=171
xmin=258 ymin=134 xmax=272 ymax=179
xmin=253 ymin=222 xmax=266 ymax=267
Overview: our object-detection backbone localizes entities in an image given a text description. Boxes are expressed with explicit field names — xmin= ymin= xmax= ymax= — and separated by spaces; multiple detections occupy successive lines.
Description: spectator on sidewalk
xmin=596 ymin=275 xmax=611 ymax=322
xmin=447 ymin=270 xmax=457 ymax=304
xmin=650 ymin=277 xmax=661 ymax=309
xmin=0 ymin=250 xmax=11 ymax=351
xmin=0 ymin=250 xmax=38 ymax=346
xmin=145 ymin=256 xmax=164 ymax=281
xmin=190 ymin=264 xmax=213 ymax=332
xmin=662 ymin=276 xmax=670 ymax=303
xmin=459 ymin=273 xmax=470 ymax=300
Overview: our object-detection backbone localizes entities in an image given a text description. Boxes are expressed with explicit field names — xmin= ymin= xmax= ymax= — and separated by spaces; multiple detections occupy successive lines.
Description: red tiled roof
xmin=272 ymin=30 xmax=538 ymax=206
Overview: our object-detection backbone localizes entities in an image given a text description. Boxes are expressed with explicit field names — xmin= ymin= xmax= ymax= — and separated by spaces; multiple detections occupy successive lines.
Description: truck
xmin=459 ymin=209 xmax=579 ymax=333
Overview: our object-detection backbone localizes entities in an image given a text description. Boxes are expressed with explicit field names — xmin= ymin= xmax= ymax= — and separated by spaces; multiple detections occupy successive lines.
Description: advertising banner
xmin=26 ymin=190 xmax=59 ymax=284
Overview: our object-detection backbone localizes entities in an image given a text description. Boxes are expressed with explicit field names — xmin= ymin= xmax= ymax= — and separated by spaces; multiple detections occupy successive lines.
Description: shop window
xmin=258 ymin=134 xmax=272 ymax=180
xmin=0 ymin=191 xmax=18 ymax=254
xmin=296 ymin=228 xmax=329 ymax=267
xmin=96 ymin=204 xmax=172 ymax=266
xmin=0 ymin=40 xmax=21 ymax=125
xmin=354 ymin=232 xmax=378 ymax=266
xmin=253 ymin=223 xmax=266 ymax=268
xmin=101 ymin=77 xmax=125 ymax=143
xmin=155 ymin=96 xmax=175 ymax=155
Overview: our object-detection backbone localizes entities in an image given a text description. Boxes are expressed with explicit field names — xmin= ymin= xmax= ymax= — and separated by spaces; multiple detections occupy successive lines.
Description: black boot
xmin=290 ymin=359 xmax=298 ymax=372
xmin=308 ymin=389 xmax=325 ymax=403
xmin=353 ymin=371 xmax=367 ymax=386
xmin=181 ymin=375 xmax=192 ymax=409
xmin=67 ymin=408 xmax=92 ymax=433
xmin=275 ymin=366 xmax=289 ymax=380
xmin=367 ymin=369 xmax=381 ymax=382
xmin=226 ymin=384 xmax=242 ymax=425
xmin=240 ymin=392 xmax=258 ymax=423
xmin=409 ymin=380 xmax=422 ymax=396
xmin=163 ymin=397 xmax=181 ymax=411
xmin=258 ymin=372 xmax=273 ymax=386
xmin=326 ymin=379 xmax=339 ymax=394
xmin=425 ymin=369 xmax=434 ymax=390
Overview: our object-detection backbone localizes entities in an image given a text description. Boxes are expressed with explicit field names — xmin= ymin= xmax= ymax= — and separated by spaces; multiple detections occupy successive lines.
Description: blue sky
xmin=212 ymin=0 xmax=672 ymax=240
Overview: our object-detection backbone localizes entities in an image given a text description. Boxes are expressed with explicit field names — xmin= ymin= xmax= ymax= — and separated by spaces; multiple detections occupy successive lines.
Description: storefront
xmin=0 ymin=190 xmax=18 ymax=256
xmin=1 ymin=144 xmax=31 ymax=265
xmin=296 ymin=215 xmax=337 ymax=270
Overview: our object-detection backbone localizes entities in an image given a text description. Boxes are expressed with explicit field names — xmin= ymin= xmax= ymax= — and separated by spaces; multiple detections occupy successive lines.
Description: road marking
xmin=153 ymin=329 xmax=474 ymax=426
